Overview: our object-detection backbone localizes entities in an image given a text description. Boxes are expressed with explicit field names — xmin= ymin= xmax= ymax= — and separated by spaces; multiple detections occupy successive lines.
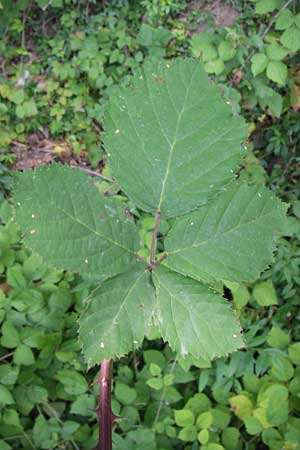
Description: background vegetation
xmin=0 ymin=0 xmax=300 ymax=449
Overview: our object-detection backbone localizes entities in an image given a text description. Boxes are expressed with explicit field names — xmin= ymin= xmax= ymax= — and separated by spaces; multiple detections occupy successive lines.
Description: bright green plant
xmin=12 ymin=58 xmax=287 ymax=448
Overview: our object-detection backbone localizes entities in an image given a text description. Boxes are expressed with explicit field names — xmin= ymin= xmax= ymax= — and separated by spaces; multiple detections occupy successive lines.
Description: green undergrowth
xmin=0 ymin=0 xmax=300 ymax=449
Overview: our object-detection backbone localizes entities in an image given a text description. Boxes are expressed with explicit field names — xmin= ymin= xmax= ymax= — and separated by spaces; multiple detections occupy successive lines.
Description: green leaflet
xmin=79 ymin=264 xmax=154 ymax=366
xmin=165 ymin=182 xmax=287 ymax=284
xmin=153 ymin=267 xmax=244 ymax=360
xmin=104 ymin=58 xmax=247 ymax=217
xmin=14 ymin=164 xmax=140 ymax=279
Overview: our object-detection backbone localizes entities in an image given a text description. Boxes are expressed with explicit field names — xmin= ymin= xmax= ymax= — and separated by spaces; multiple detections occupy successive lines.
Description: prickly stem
xmin=97 ymin=359 xmax=113 ymax=450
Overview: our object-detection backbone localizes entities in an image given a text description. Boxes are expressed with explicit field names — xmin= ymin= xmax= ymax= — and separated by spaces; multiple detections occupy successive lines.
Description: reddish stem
xmin=97 ymin=359 xmax=113 ymax=450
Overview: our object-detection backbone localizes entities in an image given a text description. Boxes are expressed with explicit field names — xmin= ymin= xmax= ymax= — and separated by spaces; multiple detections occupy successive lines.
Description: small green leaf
xmin=221 ymin=427 xmax=240 ymax=450
xmin=218 ymin=41 xmax=236 ymax=62
xmin=185 ymin=393 xmax=211 ymax=416
xmin=275 ymin=8 xmax=294 ymax=29
xmin=198 ymin=429 xmax=209 ymax=444
xmin=70 ymin=395 xmax=96 ymax=417
xmin=258 ymin=384 xmax=289 ymax=425
xmin=251 ymin=53 xmax=268 ymax=76
xmin=0 ymin=365 xmax=19 ymax=385
xmin=196 ymin=411 xmax=213 ymax=429
xmin=244 ymin=416 xmax=262 ymax=435
xmin=163 ymin=374 xmax=174 ymax=386
xmin=266 ymin=43 xmax=288 ymax=60
xmin=255 ymin=0 xmax=277 ymax=14
xmin=115 ymin=382 xmax=136 ymax=405
xmin=146 ymin=378 xmax=163 ymax=390
xmin=178 ymin=425 xmax=197 ymax=442
xmin=200 ymin=43 xmax=218 ymax=62
xmin=8 ymin=89 xmax=25 ymax=105
xmin=280 ymin=26 xmax=300 ymax=52
xmin=211 ymin=407 xmax=231 ymax=429
xmin=267 ymin=327 xmax=290 ymax=349
xmin=0 ymin=385 xmax=15 ymax=405
xmin=266 ymin=91 xmax=283 ymax=117
xmin=204 ymin=58 xmax=225 ymax=75
xmin=174 ymin=409 xmax=195 ymax=427
xmin=270 ymin=355 xmax=294 ymax=382
xmin=1 ymin=322 xmax=20 ymax=349
xmin=253 ymin=280 xmax=278 ymax=306
xmin=56 ymin=370 xmax=88 ymax=395
xmin=288 ymin=343 xmax=300 ymax=365
xmin=149 ymin=363 xmax=162 ymax=377
xmin=225 ymin=281 xmax=250 ymax=310
xmin=266 ymin=61 xmax=288 ymax=85
xmin=13 ymin=344 xmax=35 ymax=366
xmin=229 ymin=395 xmax=253 ymax=420
xmin=143 ymin=350 xmax=166 ymax=369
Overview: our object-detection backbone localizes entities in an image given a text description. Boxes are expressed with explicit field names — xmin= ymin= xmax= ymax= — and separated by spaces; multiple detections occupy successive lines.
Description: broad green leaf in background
xmin=218 ymin=41 xmax=236 ymax=62
xmin=224 ymin=281 xmax=250 ymax=311
xmin=229 ymin=394 xmax=253 ymax=420
xmin=14 ymin=164 xmax=140 ymax=280
xmin=267 ymin=327 xmax=290 ymax=349
xmin=266 ymin=43 xmax=288 ymax=61
xmin=251 ymin=53 xmax=268 ymax=76
xmin=221 ymin=428 xmax=240 ymax=450
xmin=165 ymin=182 xmax=287 ymax=284
xmin=253 ymin=280 xmax=278 ymax=306
xmin=79 ymin=264 xmax=154 ymax=366
xmin=257 ymin=384 xmax=289 ymax=425
xmin=152 ymin=267 xmax=244 ymax=360
xmin=266 ymin=61 xmax=288 ymax=85
xmin=104 ymin=58 xmax=247 ymax=217
xmin=0 ymin=385 xmax=15 ymax=406
xmin=280 ymin=26 xmax=300 ymax=52
xmin=56 ymin=369 xmax=88 ymax=395
xmin=204 ymin=59 xmax=225 ymax=75
xmin=255 ymin=0 xmax=277 ymax=14
xmin=275 ymin=8 xmax=294 ymax=30
xmin=174 ymin=409 xmax=195 ymax=427
xmin=288 ymin=343 xmax=300 ymax=365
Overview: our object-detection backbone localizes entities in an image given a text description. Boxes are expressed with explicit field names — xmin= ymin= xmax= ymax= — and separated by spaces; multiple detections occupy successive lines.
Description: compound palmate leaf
xmin=153 ymin=267 xmax=244 ymax=360
xmin=14 ymin=164 xmax=140 ymax=279
xmin=12 ymin=57 xmax=287 ymax=367
xmin=165 ymin=181 xmax=287 ymax=284
xmin=79 ymin=264 xmax=154 ymax=366
xmin=104 ymin=58 xmax=247 ymax=217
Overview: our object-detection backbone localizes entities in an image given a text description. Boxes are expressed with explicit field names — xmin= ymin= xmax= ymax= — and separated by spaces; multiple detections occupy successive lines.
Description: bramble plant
xmin=13 ymin=58 xmax=287 ymax=450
